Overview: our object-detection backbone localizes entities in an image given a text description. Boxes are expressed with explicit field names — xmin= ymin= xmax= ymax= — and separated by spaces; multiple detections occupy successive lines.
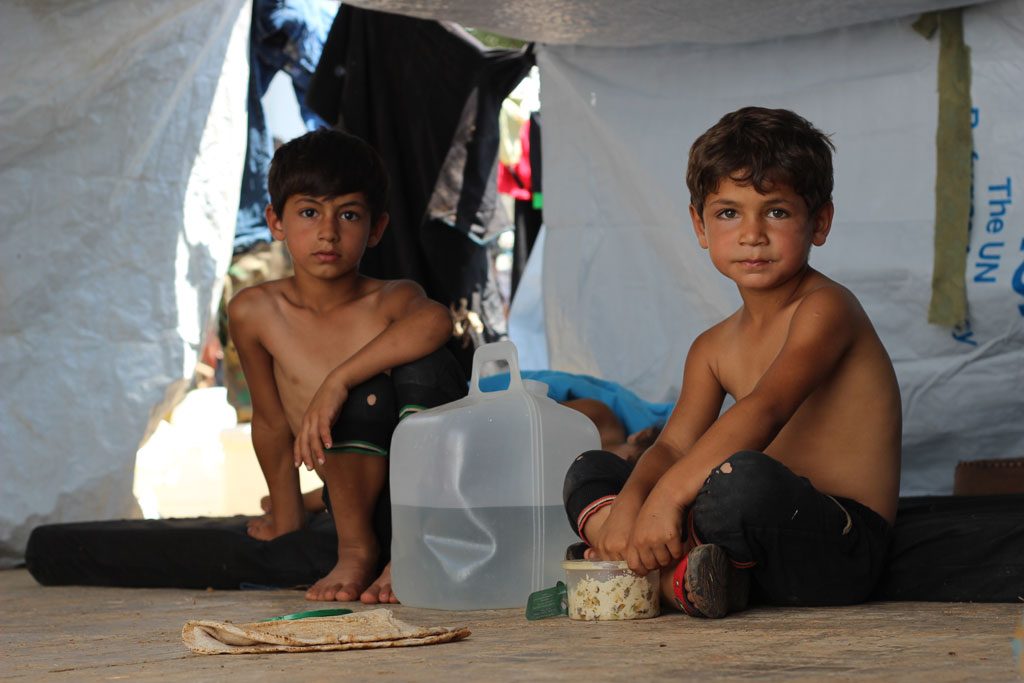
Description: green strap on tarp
xmin=914 ymin=9 xmax=973 ymax=327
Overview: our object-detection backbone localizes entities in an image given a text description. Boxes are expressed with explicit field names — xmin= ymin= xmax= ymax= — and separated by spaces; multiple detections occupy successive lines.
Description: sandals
xmin=672 ymin=544 xmax=750 ymax=618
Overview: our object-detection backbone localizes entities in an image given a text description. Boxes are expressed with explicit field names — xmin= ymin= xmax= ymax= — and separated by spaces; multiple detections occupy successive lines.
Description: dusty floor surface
xmin=2 ymin=568 xmax=1021 ymax=681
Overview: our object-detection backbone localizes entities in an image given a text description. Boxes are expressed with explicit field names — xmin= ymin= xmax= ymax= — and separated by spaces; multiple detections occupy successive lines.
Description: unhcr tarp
xmin=357 ymin=0 xmax=1024 ymax=494
xmin=531 ymin=1 xmax=1024 ymax=494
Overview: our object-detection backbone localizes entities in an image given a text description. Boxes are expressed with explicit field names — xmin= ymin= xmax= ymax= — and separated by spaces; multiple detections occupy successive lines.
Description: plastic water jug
xmin=390 ymin=341 xmax=601 ymax=609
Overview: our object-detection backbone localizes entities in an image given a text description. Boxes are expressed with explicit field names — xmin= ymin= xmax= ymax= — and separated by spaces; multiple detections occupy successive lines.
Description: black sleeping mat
xmin=24 ymin=494 xmax=1024 ymax=602
xmin=25 ymin=513 xmax=338 ymax=590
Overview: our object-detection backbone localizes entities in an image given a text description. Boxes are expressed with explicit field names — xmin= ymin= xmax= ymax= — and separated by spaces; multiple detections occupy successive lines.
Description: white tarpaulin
xmin=0 ymin=0 xmax=249 ymax=565
xmin=349 ymin=0 xmax=989 ymax=47
xmin=537 ymin=0 xmax=1024 ymax=494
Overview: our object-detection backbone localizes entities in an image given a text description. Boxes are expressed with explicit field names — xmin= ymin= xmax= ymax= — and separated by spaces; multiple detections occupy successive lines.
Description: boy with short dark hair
xmin=229 ymin=129 xmax=465 ymax=603
xmin=564 ymin=107 xmax=901 ymax=617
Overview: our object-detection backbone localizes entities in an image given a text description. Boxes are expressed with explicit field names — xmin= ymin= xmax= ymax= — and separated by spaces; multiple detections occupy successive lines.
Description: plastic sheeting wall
xmin=349 ymin=0 xmax=989 ymax=48
xmin=0 ymin=0 xmax=249 ymax=565
xmin=537 ymin=0 xmax=1024 ymax=495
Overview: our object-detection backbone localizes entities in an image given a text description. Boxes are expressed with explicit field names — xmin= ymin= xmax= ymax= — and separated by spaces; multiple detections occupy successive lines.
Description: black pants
xmin=322 ymin=347 xmax=467 ymax=566
xmin=564 ymin=450 xmax=893 ymax=606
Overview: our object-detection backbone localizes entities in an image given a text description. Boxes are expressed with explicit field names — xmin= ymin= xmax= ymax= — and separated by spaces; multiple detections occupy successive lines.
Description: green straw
xmin=261 ymin=608 xmax=353 ymax=622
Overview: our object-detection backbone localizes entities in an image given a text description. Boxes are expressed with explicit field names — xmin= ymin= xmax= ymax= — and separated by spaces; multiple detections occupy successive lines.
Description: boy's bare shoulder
xmin=691 ymin=310 xmax=740 ymax=354
xmin=375 ymin=277 xmax=427 ymax=299
xmin=790 ymin=278 xmax=869 ymax=334
xmin=370 ymin=278 xmax=431 ymax=315
xmin=227 ymin=279 xmax=289 ymax=322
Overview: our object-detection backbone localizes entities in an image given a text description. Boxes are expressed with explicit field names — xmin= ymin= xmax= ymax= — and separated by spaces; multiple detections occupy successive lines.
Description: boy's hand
xmin=625 ymin=491 xmax=686 ymax=576
xmin=294 ymin=378 xmax=349 ymax=470
xmin=585 ymin=497 xmax=640 ymax=562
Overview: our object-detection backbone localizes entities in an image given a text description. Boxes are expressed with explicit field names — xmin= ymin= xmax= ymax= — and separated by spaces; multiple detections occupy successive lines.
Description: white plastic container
xmin=562 ymin=560 xmax=660 ymax=621
xmin=390 ymin=341 xmax=601 ymax=609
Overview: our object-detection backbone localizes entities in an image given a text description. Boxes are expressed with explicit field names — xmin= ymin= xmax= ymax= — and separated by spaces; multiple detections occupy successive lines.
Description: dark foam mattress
xmin=24 ymin=494 xmax=1024 ymax=602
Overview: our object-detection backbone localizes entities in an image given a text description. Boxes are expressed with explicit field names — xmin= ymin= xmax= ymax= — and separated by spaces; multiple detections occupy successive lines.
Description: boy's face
xmin=266 ymin=192 xmax=387 ymax=280
xmin=689 ymin=176 xmax=833 ymax=292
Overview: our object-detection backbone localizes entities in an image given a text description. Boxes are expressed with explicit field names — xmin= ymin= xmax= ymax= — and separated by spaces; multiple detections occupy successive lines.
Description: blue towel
xmin=477 ymin=370 xmax=674 ymax=435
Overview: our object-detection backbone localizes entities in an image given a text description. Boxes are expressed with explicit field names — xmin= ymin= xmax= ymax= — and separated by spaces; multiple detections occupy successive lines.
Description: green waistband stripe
xmin=399 ymin=404 xmax=428 ymax=420
xmin=324 ymin=440 xmax=388 ymax=457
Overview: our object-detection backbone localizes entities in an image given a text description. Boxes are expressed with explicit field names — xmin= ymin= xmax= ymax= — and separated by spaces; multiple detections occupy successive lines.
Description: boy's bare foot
xmin=246 ymin=497 xmax=306 ymax=541
xmin=246 ymin=514 xmax=274 ymax=539
xmin=250 ymin=488 xmax=326 ymax=540
xmin=246 ymin=512 xmax=304 ymax=541
xmin=359 ymin=562 xmax=399 ymax=604
xmin=305 ymin=544 xmax=378 ymax=602
xmin=259 ymin=488 xmax=327 ymax=515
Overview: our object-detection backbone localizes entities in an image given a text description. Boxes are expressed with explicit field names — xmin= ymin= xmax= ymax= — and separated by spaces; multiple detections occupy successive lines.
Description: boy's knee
xmin=341 ymin=374 xmax=397 ymax=419
xmin=692 ymin=451 xmax=791 ymax=536
xmin=327 ymin=374 xmax=397 ymax=456
xmin=563 ymin=450 xmax=631 ymax=504
xmin=391 ymin=347 xmax=467 ymax=411
xmin=391 ymin=347 xmax=464 ymax=388
xmin=717 ymin=450 xmax=785 ymax=490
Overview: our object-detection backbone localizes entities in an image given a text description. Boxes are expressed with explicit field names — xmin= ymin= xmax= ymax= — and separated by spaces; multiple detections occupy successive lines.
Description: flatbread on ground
xmin=182 ymin=608 xmax=470 ymax=655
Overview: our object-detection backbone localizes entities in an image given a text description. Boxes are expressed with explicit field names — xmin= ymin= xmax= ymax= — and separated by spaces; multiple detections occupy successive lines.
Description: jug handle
xmin=468 ymin=340 xmax=524 ymax=396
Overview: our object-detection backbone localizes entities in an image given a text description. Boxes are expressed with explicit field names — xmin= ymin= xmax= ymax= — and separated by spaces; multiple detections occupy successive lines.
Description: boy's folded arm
xmin=326 ymin=280 xmax=452 ymax=391
xmin=652 ymin=287 xmax=859 ymax=509
xmin=297 ymin=280 xmax=453 ymax=466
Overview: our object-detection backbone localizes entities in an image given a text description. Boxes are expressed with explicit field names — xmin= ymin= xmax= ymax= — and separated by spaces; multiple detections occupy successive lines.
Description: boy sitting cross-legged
xmin=564 ymin=107 xmax=902 ymax=617
xmin=229 ymin=129 xmax=466 ymax=603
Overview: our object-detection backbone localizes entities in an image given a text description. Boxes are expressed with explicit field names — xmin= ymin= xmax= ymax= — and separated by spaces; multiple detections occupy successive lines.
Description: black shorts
xmin=323 ymin=346 xmax=467 ymax=457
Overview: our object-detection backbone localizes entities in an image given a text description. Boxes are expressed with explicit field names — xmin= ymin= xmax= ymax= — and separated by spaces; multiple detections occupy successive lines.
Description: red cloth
xmin=497 ymin=117 xmax=532 ymax=200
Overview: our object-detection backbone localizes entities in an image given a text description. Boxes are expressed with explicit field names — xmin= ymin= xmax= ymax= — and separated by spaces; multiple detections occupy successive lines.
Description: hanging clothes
xmin=234 ymin=0 xmax=337 ymax=254
xmin=307 ymin=6 xmax=535 ymax=372
xmin=497 ymin=111 xmax=532 ymax=201
xmin=510 ymin=113 xmax=544 ymax=298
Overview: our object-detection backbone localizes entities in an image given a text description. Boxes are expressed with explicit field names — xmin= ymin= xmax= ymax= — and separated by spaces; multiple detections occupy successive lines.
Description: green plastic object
xmin=261 ymin=608 xmax=353 ymax=622
xmin=525 ymin=581 xmax=568 ymax=620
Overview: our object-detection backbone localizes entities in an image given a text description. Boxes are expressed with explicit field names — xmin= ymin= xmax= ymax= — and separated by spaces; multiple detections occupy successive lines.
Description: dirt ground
xmin=1 ymin=568 xmax=1021 ymax=681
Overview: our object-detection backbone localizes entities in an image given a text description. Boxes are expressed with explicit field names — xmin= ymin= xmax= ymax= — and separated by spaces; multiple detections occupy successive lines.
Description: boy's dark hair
xmin=268 ymin=129 xmax=389 ymax=222
xmin=686 ymin=107 xmax=835 ymax=218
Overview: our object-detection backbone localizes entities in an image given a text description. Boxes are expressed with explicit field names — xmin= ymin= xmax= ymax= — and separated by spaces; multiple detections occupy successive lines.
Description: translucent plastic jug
xmin=390 ymin=341 xmax=601 ymax=609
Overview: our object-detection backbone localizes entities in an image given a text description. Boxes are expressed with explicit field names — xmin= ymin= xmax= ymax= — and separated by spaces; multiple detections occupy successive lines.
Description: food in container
xmin=561 ymin=560 xmax=660 ymax=620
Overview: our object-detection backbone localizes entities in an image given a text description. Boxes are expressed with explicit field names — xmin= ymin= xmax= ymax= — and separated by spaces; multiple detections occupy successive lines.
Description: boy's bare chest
xmin=263 ymin=305 xmax=389 ymax=389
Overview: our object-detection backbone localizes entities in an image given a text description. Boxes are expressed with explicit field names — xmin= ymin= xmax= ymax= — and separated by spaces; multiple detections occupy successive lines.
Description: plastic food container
xmin=562 ymin=560 xmax=660 ymax=620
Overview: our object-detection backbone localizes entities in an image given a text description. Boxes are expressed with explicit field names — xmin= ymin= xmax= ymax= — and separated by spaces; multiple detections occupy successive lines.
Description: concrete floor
xmin=2 ymin=568 xmax=1021 ymax=681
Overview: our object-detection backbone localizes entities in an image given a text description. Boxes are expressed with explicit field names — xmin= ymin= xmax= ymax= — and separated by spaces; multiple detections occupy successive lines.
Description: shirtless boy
xmin=563 ymin=107 xmax=902 ymax=617
xmin=229 ymin=129 xmax=465 ymax=603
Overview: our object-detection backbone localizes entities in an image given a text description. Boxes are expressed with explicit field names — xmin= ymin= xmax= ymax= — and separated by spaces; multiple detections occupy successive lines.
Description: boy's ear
xmin=689 ymin=204 xmax=709 ymax=249
xmin=810 ymin=201 xmax=834 ymax=247
xmin=265 ymin=204 xmax=285 ymax=241
xmin=367 ymin=212 xmax=389 ymax=247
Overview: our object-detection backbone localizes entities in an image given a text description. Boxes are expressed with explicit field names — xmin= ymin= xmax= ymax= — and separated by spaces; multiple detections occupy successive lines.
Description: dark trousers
xmin=563 ymin=450 xmax=893 ymax=606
